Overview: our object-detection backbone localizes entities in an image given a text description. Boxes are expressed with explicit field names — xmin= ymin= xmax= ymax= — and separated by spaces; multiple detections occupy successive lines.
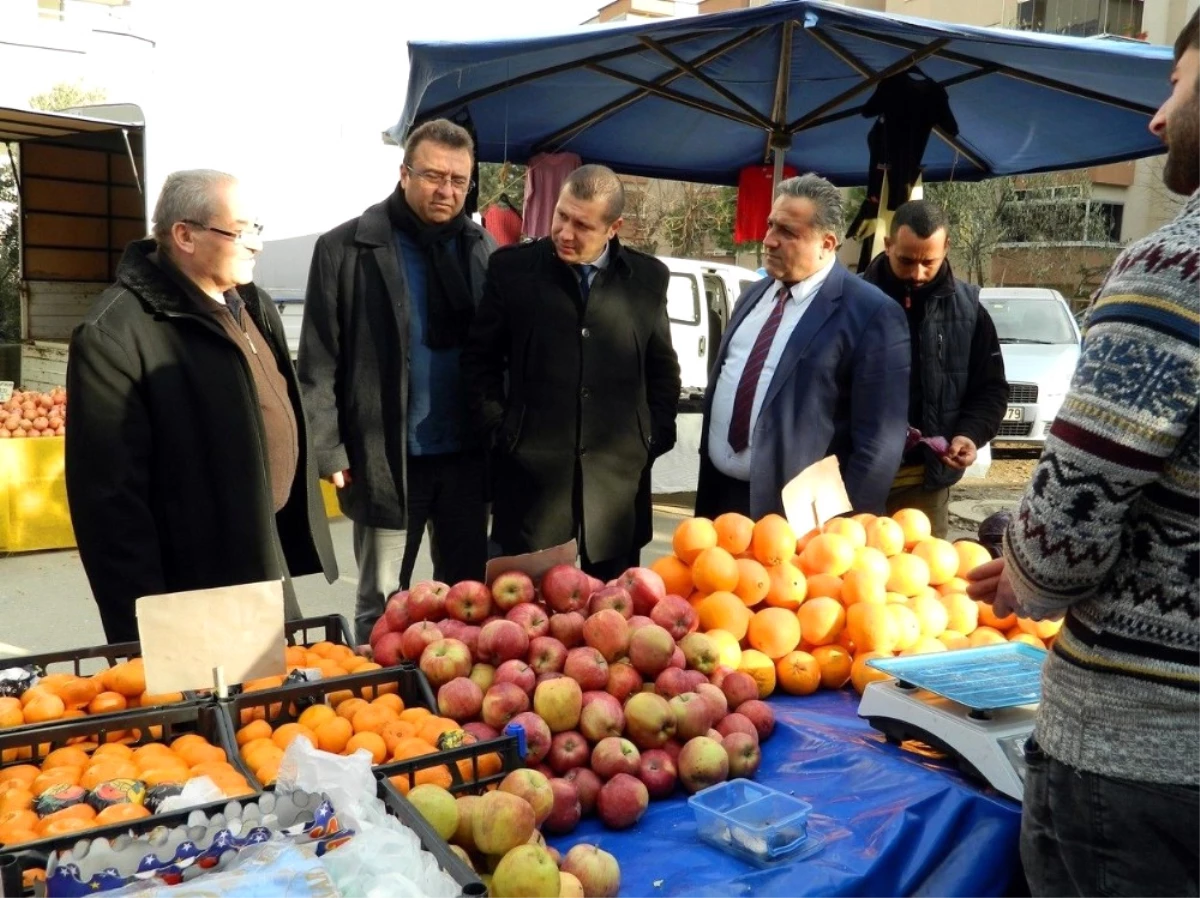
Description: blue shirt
xmin=395 ymin=229 xmax=466 ymax=456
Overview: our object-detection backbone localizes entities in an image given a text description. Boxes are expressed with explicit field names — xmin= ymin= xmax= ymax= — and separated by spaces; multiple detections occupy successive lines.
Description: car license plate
xmin=1004 ymin=407 xmax=1024 ymax=422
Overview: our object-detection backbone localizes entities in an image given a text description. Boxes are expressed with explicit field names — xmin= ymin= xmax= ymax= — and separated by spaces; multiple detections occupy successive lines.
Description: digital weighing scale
xmin=856 ymin=643 xmax=1047 ymax=802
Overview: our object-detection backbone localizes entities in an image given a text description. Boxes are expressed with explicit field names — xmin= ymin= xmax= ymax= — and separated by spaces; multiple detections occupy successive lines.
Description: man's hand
xmin=942 ymin=435 xmax=977 ymax=469
xmin=966 ymin=557 xmax=1018 ymax=620
xmin=329 ymin=469 xmax=352 ymax=488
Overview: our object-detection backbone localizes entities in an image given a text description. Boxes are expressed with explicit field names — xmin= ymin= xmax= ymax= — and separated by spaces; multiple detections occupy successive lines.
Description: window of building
xmin=999 ymin=196 xmax=1124 ymax=244
xmin=1018 ymin=0 xmax=1144 ymax=38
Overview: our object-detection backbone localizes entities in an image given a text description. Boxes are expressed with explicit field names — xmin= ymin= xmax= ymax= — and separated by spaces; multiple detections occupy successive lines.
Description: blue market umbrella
xmin=390 ymin=0 xmax=1171 ymax=187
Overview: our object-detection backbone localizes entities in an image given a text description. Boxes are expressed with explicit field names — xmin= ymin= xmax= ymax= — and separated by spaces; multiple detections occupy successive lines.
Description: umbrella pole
xmin=772 ymin=146 xmax=785 ymax=194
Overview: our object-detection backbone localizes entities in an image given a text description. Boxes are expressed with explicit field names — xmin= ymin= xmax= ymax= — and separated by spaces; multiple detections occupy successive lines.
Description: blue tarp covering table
xmin=548 ymin=689 xmax=1021 ymax=897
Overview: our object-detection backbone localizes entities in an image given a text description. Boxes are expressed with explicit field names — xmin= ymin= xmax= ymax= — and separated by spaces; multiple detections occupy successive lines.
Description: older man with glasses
xmin=299 ymin=118 xmax=496 ymax=645
xmin=65 ymin=169 xmax=337 ymax=644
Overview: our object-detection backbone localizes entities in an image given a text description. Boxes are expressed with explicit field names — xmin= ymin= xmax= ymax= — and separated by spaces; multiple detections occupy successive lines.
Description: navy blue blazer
xmin=695 ymin=261 xmax=911 ymax=518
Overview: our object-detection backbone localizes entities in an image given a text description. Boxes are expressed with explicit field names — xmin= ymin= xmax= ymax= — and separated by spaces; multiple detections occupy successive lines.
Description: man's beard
xmin=1163 ymin=84 xmax=1200 ymax=195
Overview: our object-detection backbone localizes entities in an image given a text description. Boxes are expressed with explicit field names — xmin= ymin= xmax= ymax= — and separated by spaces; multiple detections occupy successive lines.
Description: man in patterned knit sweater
xmin=968 ymin=12 xmax=1199 ymax=895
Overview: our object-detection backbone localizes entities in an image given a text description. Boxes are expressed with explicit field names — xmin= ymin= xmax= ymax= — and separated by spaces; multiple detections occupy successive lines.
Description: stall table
xmin=549 ymin=689 xmax=1021 ymax=897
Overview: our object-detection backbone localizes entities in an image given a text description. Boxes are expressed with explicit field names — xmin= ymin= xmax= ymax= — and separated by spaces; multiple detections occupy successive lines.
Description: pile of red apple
xmin=369 ymin=565 xmax=776 ymax=833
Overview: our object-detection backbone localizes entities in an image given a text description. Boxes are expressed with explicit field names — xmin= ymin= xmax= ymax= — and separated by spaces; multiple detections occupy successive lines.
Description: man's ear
xmin=171 ymin=221 xmax=196 ymax=256
xmin=883 ymin=235 xmax=893 ymax=252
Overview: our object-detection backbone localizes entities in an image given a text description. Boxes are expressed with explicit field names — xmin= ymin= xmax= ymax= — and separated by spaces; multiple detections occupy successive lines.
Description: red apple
xmin=506 ymin=602 xmax=550 ymax=640
xmin=722 ymin=731 xmax=762 ymax=779
xmin=715 ymin=712 xmax=759 ymax=743
xmin=669 ymin=645 xmax=686 ymax=670
xmin=627 ymin=615 xmax=654 ymax=632
xmin=482 ymin=682 xmax=530 ymax=730
xmin=407 ymin=580 xmax=450 ymax=622
xmin=528 ymin=636 xmax=568 ymax=676
xmin=706 ymin=728 xmax=724 ymax=741
xmin=679 ymin=632 xmax=719 ymax=675
xmin=463 ymin=721 xmax=499 ymax=742
xmin=682 ymin=670 xmax=709 ymax=692
xmin=721 ymin=671 xmax=760 ymax=710
xmin=419 ymin=638 xmax=473 ymax=688
xmin=613 ymin=567 xmax=667 ymax=616
xmin=533 ymin=677 xmax=583 ymax=733
xmin=709 ymin=665 xmax=736 ymax=688
xmin=499 ymin=767 xmax=554 ymax=825
xmin=561 ymin=845 xmax=621 ymax=898
xmin=582 ymin=609 xmax=631 ymax=663
xmin=650 ymin=594 xmax=699 ymax=640
xmin=669 ymin=692 xmax=714 ymax=741
xmin=446 ymin=580 xmax=493 ymax=623
xmin=368 ymin=614 xmax=392 ymax=648
xmin=661 ymin=738 xmax=683 ymax=765
xmin=563 ymin=646 xmax=609 ymax=691
xmin=694 ymin=683 xmax=729 ymax=722
xmin=588 ymin=586 xmax=633 ymax=620
xmin=735 ymin=699 xmax=776 ymax=741
xmin=372 ymin=630 xmax=405 ymax=667
xmin=637 ymin=748 xmax=678 ymax=799
xmin=543 ymin=778 xmax=582 ymax=835
xmin=437 ymin=618 xmax=466 ymax=641
xmin=547 ymin=611 xmax=587 ymax=648
xmin=491 ymin=570 xmax=536 ymax=611
xmin=383 ymin=590 xmax=411 ymax=632
xmin=548 ymin=730 xmax=591 ymax=774
xmin=604 ymin=661 xmax=643 ymax=705
xmin=494 ymin=659 xmax=537 ymax=696
xmin=677 ymin=735 xmax=730 ymax=794
xmin=437 ymin=676 xmax=484 ymax=722
xmin=623 ymin=691 xmax=676 ymax=750
xmin=477 ymin=619 xmax=530 ymax=665
xmin=562 ymin=766 xmax=602 ymax=816
xmin=579 ymin=691 xmax=624 ymax=741
xmin=400 ymin=620 xmax=443 ymax=661
xmin=591 ymin=736 xmax=641 ymax=780
xmin=457 ymin=624 xmax=482 ymax=658
xmin=509 ymin=711 xmax=552 ymax=765
xmin=596 ymin=772 xmax=649 ymax=829
xmin=628 ymin=624 xmax=675 ymax=678
xmin=654 ymin=667 xmax=693 ymax=700
xmin=541 ymin=565 xmax=590 ymax=613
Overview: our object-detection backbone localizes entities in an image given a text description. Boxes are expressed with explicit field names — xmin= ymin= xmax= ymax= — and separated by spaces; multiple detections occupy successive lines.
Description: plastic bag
xmin=153 ymin=775 xmax=225 ymax=815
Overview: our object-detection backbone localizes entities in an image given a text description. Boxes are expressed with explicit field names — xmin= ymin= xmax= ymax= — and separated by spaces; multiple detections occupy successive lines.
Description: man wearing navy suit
xmin=695 ymin=173 xmax=910 ymax=519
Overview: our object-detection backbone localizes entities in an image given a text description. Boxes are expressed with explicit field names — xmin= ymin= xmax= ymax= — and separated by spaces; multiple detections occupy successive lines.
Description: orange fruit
xmin=1009 ymin=632 xmax=1047 ymax=650
xmin=763 ymin=562 xmax=806 ymax=610
xmin=0 ymin=809 xmax=38 ymax=831
xmin=747 ymin=608 xmax=802 ymax=660
xmin=737 ymin=649 xmax=777 ymax=698
xmin=272 ymin=723 xmax=316 ymax=752
xmin=139 ymin=692 xmax=184 ymax=707
xmin=673 ymin=518 xmax=718 ymax=565
xmin=176 ymin=741 xmax=226 ymax=767
xmin=79 ymin=762 xmax=138 ymax=791
xmin=865 ymin=518 xmax=906 ymax=557
xmin=937 ymin=630 xmax=970 ymax=651
xmin=0 ymin=766 xmax=39 ymax=791
xmin=21 ymin=691 xmax=65 ymax=724
xmin=57 ymin=678 xmax=101 ymax=710
xmin=811 ymin=644 xmax=853 ymax=689
xmin=751 ymin=514 xmax=796 ymax=567
xmin=105 ymin=660 xmax=147 ymax=698
xmin=697 ymin=592 xmax=752 ymax=640
xmin=398 ymin=707 xmax=433 ymax=726
xmin=846 ymin=603 xmax=899 ymax=653
xmin=850 ymin=546 xmax=892 ymax=581
xmin=732 ymin=557 xmax=770 ymax=607
xmin=0 ymin=788 xmax=34 ymax=814
xmin=91 ymin=743 xmax=132 ymax=760
xmin=910 ymin=538 xmax=960 ymax=586
xmin=352 ymin=705 xmax=395 ymax=736
xmin=900 ymin=637 xmax=949 ymax=656
xmin=417 ymin=716 xmax=460 ymax=747
xmin=314 ymin=716 xmax=354 ymax=754
xmin=378 ymin=719 xmax=417 ymax=756
xmin=713 ymin=512 xmax=755 ymax=555
xmin=308 ymin=641 xmax=337 ymax=659
xmin=236 ymin=719 xmax=273 ymax=747
xmin=796 ymin=596 xmax=846 ymax=647
xmin=285 ymin=646 xmax=308 ymax=667
xmin=372 ymin=693 xmax=405 ymax=714
xmin=892 ymin=508 xmax=933 ymax=549
xmin=240 ymin=738 xmax=283 ymax=773
xmin=911 ymin=594 xmax=950 ymax=638
xmin=1017 ymin=616 xmax=1063 ymax=641
xmin=886 ymin=553 xmax=931 ymax=597
xmin=799 ymin=533 xmax=856 ymax=577
xmin=37 ymin=801 xmax=95 ymax=830
xmin=841 ymin=570 xmax=886 ymax=607
xmin=804 ymin=573 xmax=843 ymax=602
xmin=885 ymin=604 xmax=922 ymax=651
xmin=0 ymin=697 xmax=23 ymax=728
xmin=255 ymin=758 xmax=282 ymax=786
xmin=0 ymin=823 xmax=39 ymax=845
xmin=335 ymin=698 xmax=369 ymax=722
xmin=39 ymin=817 xmax=95 ymax=838
xmin=42 ymin=747 xmax=89 ymax=770
xmin=939 ymin=593 xmax=979 ymax=635
xmin=391 ymin=736 xmax=436 ymax=762
xmin=953 ymin=540 xmax=994 ymax=579
xmin=30 ymin=767 xmax=81 ymax=796
xmin=650 ymin=554 xmax=693 ymax=598
xmin=822 ymin=516 xmax=867 ymax=548
xmin=850 ymin=651 xmax=894 ymax=694
xmin=776 ymin=651 xmax=821 ymax=695
xmin=978 ymin=600 xmax=1017 ymax=631
xmin=95 ymin=803 xmax=151 ymax=825
xmin=345 ymin=732 xmax=387 ymax=764
xmin=691 ymin=546 xmax=740 ymax=593
xmin=968 ymin=626 xmax=1008 ymax=647
xmin=794 ymin=527 xmax=820 ymax=555
xmin=87 ymin=692 xmax=127 ymax=715
xmin=705 ymin=629 xmax=743 ymax=669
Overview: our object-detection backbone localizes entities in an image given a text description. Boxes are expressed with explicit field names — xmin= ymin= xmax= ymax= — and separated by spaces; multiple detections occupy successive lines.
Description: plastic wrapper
xmin=142 ymin=784 xmax=183 ymax=814
xmin=86 ymin=779 xmax=146 ymax=812
xmin=34 ymin=784 xmax=88 ymax=817
xmin=0 ymin=666 xmax=38 ymax=698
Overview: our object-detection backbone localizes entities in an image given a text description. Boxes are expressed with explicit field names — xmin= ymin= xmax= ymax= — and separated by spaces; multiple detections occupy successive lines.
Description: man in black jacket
xmin=861 ymin=200 xmax=1008 ymax=537
xmin=462 ymin=165 xmax=681 ymax=581
xmin=66 ymin=170 xmax=337 ymax=644
xmin=299 ymin=120 xmax=495 ymax=644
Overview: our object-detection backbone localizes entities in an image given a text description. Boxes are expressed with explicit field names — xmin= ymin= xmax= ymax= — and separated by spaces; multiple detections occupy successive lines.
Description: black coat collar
xmin=116 ymin=237 xmax=265 ymax=321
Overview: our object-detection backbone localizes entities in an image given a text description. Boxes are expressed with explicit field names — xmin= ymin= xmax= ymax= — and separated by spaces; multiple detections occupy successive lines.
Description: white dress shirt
xmin=707 ymin=257 xmax=835 ymax=480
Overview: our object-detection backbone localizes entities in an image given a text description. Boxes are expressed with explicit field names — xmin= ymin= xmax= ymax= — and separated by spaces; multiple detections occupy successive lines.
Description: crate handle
xmin=503 ymin=722 xmax=527 ymax=759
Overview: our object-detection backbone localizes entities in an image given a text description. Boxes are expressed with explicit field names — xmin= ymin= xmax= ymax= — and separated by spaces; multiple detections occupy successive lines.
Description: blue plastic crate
xmin=688 ymin=779 xmax=823 ymax=867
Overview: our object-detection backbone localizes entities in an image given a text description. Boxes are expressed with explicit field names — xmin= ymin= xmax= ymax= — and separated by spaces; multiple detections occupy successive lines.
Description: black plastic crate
xmin=376 ymin=732 xmax=522 ymax=797
xmin=285 ymin=614 xmax=355 ymax=649
xmin=0 ymin=641 xmax=142 ymax=679
xmin=0 ymin=703 xmax=258 ymax=864
xmin=377 ymin=777 xmax=487 ymax=897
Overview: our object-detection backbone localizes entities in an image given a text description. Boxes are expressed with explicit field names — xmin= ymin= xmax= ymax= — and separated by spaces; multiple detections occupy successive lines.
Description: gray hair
xmin=774 ymin=173 xmax=845 ymax=237
xmin=562 ymin=164 xmax=625 ymax=224
xmin=152 ymin=169 xmax=237 ymax=244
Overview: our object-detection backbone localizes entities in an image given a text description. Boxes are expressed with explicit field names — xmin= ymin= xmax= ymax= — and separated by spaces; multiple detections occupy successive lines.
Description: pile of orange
xmin=0 ymin=659 xmax=184 ymax=732
xmin=234 ymin=689 xmax=501 ymax=795
xmin=653 ymin=509 xmax=1060 ymax=698
xmin=233 ymin=642 xmax=383 ymax=726
xmin=0 ymin=733 xmax=253 ymax=847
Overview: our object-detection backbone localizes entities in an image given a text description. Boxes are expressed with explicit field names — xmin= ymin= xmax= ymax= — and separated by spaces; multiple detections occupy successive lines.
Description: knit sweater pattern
xmin=1004 ymin=189 xmax=1199 ymax=785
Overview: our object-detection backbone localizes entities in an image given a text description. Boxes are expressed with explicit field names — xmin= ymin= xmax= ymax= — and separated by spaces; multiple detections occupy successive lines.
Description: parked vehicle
xmin=979 ymin=287 xmax=1082 ymax=444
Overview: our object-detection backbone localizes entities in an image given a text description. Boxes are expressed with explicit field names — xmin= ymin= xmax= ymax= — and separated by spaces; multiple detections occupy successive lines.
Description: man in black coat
xmin=65 ymin=170 xmax=337 ymax=645
xmin=299 ymin=119 xmax=495 ymax=644
xmin=860 ymin=200 xmax=1008 ymax=537
xmin=462 ymin=165 xmax=681 ymax=581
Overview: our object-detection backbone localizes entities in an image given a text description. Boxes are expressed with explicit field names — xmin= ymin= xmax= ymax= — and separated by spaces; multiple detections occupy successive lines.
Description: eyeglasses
xmin=184 ymin=220 xmax=265 ymax=244
xmin=404 ymin=164 xmax=473 ymax=192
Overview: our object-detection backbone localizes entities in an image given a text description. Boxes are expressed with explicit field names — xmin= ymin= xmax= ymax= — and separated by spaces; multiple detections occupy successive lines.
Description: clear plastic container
xmin=687 ymin=779 xmax=823 ymax=867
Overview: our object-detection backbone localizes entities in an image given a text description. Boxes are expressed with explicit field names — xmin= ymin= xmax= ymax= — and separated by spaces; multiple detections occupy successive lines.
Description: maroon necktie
xmin=727 ymin=284 xmax=790 ymax=453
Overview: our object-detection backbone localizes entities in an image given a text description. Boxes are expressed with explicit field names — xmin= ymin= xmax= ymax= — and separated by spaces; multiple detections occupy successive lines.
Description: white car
xmin=979 ymin=287 xmax=1082 ymax=444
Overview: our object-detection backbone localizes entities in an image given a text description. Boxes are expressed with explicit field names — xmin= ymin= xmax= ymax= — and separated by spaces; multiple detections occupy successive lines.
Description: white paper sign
xmin=781 ymin=455 xmax=854 ymax=536
xmin=137 ymin=580 xmax=287 ymax=693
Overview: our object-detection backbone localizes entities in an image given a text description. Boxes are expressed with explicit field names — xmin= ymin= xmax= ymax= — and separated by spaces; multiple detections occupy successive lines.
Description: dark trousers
xmin=1020 ymin=738 xmax=1200 ymax=897
xmin=403 ymin=451 xmax=489 ymax=589
xmin=695 ymin=465 xmax=751 ymax=519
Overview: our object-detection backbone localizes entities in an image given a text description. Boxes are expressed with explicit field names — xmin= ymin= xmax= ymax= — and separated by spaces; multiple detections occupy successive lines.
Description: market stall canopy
xmin=390 ymin=0 xmax=1172 ymax=186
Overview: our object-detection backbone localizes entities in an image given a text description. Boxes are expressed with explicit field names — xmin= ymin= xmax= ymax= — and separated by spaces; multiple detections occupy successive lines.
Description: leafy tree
xmin=477 ymin=161 xmax=525 ymax=212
